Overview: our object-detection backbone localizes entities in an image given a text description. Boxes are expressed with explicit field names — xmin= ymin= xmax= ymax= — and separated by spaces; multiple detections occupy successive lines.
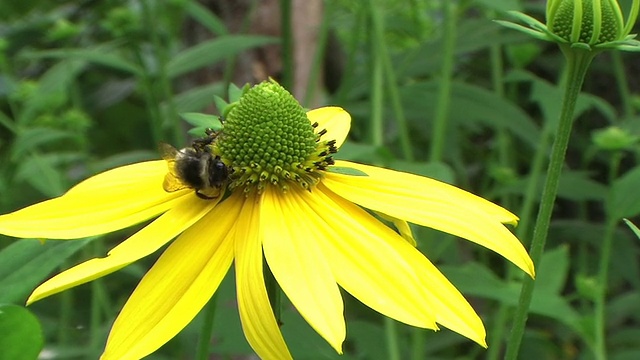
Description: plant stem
xmin=195 ymin=294 xmax=219 ymax=360
xmin=384 ymin=317 xmax=401 ymax=360
xmin=144 ymin=0 xmax=180 ymax=145
xmin=369 ymin=0 xmax=384 ymax=147
xmin=369 ymin=0 xmax=413 ymax=160
xmin=504 ymin=46 xmax=596 ymax=360
xmin=280 ymin=0 xmax=293 ymax=91
xmin=593 ymin=150 xmax=622 ymax=360
xmin=410 ymin=328 xmax=425 ymax=360
xmin=611 ymin=51 xmax=633 ymax=119
xmin=429 ymin=0 xmax=456 ymax=162
xmin=303 ymin=0 xmax=331 ymax=108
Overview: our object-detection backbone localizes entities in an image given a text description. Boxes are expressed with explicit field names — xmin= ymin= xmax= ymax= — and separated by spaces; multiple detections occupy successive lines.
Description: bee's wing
xmin=159 ymin=142 xmax=179 ymax=161
xmin=159 ymin=143 xmax=190 ymax=192
xmin=163 ymin=172 xmax=190 ymax=192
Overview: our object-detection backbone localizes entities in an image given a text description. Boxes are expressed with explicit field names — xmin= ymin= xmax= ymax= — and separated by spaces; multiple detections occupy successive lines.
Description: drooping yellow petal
xmin=261 ymin=187 xmax=345 ymax=353
xmin=101 ymin=193 xmax=241 ymax=360
xmin=375 ymin=211 xmax=417 ymax=246
xmin=297 ymin=185 xmax=438 ymax=330
xmin=311 ymin=185 xmax=488 ymax=346
xmin=307 ymin=107 xmax=351 ymax=149
xmin=323 ymin=161 xmax=535 ymax=277
xmin=331 ymin=161 xmax=518 ymax=224
xmin=0 ymin=161 xmax=186 ymax=239
xmin=235 ymin=194 xmax=293 ymax=360
xmin=27 ymin=195 xmax=219 ymax=305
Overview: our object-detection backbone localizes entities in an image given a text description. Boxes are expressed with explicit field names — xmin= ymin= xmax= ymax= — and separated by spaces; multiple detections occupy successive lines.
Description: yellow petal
xmin=235 ymin=194 xmax=293 ymax=360
xmin=307 ymin=107 xmax=351 ymax=149
xmin=101 ymin=193 xmax=241 ymax=360
xmin=332 ymin=161 xmax=517 ymax=224
xmin=0 ymin=161 xmax=186 ymax=239
xmin=27 ymin=195 xmax=219 ymax=305
xmin=323 ymin=161 xmax=535 ymax=277
xmin=300 ymin=185 xmax=438 ymax=330
xmin=313 ymin=185 xmax=487 ymax=346
xmin=375 ymin=211 xmax=417 ymax=246
xmin=261 ymin=187 xmax=345 ymax=353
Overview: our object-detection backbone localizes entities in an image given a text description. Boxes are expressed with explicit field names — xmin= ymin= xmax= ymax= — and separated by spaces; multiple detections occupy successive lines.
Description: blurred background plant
xmin=0 ymin=0 xmax=639 ymax=359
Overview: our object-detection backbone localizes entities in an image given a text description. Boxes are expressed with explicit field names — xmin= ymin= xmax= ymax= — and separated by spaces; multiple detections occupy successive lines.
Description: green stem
xmin=504 ymin=47 xmax=596 ymax=360
xmin=303 ymin=0 xmax=331 ymax=108
xmin=222 ymin=0 xmax=259 ymax=96
xmin=611 ymin=51 xmax=633 ymax=119
xmin=58 ymin=283 xmax=73 ymax=346
xmin=195 ymin=294 xmax=219 ymax=360
xmin=384 ymin=317 xmax=401 ymax=360
xmin=369 ymin=0 xmax=384 ymax=147
xmin=133 ymin=49 xmax=163 ymax=145
xmin=369 ymin=1 xmax=413 ymax=160
xmin=490 ymin=126 xmax=552 ymax=359
xmin=141 ymin=0 xmax=179 ymax=144
xmin=410 ymin=328 xmax=425 ymax=360
xmin=429 ymin=1 xmax=456 ymax=162
xmin=279 ymin=0 xmax=294 ymax=91
xmin=593 ymin=151 xmax=622 ymax=360
xmin=333 ymin=5 xmax=365 ymax=104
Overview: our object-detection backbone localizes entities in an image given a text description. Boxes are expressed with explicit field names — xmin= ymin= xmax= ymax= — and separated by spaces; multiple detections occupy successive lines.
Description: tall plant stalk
xmin=504 ymin=47 xmax=596 ymax=360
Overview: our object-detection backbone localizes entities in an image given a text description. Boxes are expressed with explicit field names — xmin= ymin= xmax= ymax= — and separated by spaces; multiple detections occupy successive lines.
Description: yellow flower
xmin=0 ymin=81 xmax=534 ymax=360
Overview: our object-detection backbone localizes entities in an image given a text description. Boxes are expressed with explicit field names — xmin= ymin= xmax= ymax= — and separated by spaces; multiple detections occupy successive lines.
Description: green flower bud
xmin=575 ymin=274 xmax=600 ymax=301
xmin=47 ymin=19 xmax=81 ymax=42
xmin=497 ymin=0 xmax=640 ymax=52
xmin=592 ymin=126 xmax=638 ymax=151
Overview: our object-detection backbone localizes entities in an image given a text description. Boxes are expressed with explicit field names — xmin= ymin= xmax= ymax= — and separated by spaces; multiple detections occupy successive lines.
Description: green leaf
xmin=623 ymin=219 xmax=640 ymax=240
xmin=179 ymin=112 xmax=222 ymax=129
xmin=0 ymin=238 xmax=93 ymax=303
xmin=557 ymin=171 xmax=608 ymax=201
xmin=612 ymin=165 xmax=640 ymax=218
xmin=15 ymin=152 xmax=85 ymax=197
xmin=213 ymin=95 xmax=229 ymax=114
xmin=496 ymin=170 xmax=607 ymax=201
xmin=535 ymin=245 xmax=569 ymax=295
xmin=19 ymin=47 xmax=142 ymax=76
xmin=11 ymin=127 xmax=77 ymax=160
xmin=326 ymin=166 xmax=368 ymax=176
xmin=400 ymin=81 xmax=541 ymax=147
xmin=441 ymin=248 xmax=581 ymax=331
xmin=19 ymin=59 xmax=86 ymax=124
xmin=228 ymin=83 xmax=249 ymax=102
xmin=172 ymin=83 xmax=226 ymax=113
xmin=92 ymin=150 xmax=159 ymax=173
xmin=388 ymin=160 xmax=455 ymax=184
xmin=185 ymin=1 xmax=228 ymax=35
xmin=473 ymin=0 xmax=522 ymax=12
xmin=166 ymin=36 xmax=279 ymax=78
xmin=0 ymin=304 xmax=43 ymax=360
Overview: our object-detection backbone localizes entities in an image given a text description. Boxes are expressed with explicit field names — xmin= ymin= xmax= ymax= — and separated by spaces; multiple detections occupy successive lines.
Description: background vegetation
xmin=1 ymin=0 xmax=639 ymax=359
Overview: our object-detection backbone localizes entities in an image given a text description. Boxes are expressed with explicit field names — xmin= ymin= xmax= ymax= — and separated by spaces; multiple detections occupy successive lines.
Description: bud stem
xmin=504 ymin=46 xmax=596 ymax=360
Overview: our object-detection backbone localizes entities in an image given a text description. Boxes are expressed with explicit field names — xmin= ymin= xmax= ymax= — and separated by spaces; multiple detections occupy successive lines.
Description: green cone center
xmin=214 ymin=80 xmax=335 ymax=194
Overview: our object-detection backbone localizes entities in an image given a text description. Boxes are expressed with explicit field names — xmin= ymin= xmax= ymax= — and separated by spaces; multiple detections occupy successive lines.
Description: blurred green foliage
xmin=0 ymin=0 xmax=639 ymax=359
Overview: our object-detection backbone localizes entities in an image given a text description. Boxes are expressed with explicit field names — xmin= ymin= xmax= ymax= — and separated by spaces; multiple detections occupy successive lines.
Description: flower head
xmin=497 ymin=0 xmax=640 ymax=52
xmin=0 ymin=80 xmax=534 ymax=359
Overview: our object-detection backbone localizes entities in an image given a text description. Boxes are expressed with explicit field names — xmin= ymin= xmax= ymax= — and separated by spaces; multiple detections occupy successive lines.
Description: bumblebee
xmin=160 ymin=130 xmax=228 ymax=199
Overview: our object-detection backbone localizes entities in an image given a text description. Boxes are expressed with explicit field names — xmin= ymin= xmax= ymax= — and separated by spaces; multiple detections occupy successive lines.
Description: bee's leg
xmin=195 ymin=190 xmax=216 ymax=200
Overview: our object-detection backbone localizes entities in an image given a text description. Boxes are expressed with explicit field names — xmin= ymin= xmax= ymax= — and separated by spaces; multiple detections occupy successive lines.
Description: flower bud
xmin=592 ymin=126 xmax=638 ymax=151
xmin=497 ymin=0 xmax=640 ymax=51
